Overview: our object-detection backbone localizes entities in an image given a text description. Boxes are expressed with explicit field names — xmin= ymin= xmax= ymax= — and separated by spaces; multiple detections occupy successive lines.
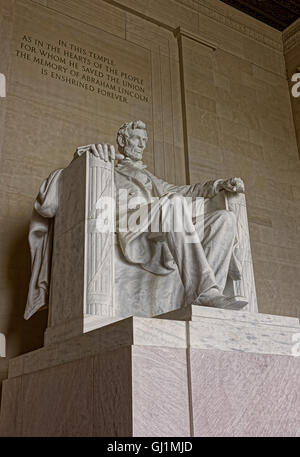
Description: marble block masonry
xmin=0 ymin=306 xmax=300 ymax=436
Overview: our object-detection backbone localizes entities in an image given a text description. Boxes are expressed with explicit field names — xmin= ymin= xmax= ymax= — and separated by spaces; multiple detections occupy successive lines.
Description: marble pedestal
xmin=1 ymin=306 xmax=300 ymax=437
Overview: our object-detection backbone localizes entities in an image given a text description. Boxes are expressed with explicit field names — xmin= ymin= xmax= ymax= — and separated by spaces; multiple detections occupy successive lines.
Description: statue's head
xmin=117 ymin=120 xmax=148 ymax=161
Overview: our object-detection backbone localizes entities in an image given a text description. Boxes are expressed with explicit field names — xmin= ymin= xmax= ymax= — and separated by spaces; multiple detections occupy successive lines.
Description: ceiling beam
xmin=219 ymin=0 xmax=290 ymax=29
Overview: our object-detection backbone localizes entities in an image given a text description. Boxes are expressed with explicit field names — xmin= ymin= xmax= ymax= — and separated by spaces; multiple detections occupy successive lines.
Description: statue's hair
xmin=116 ymin=120 xmax=147 ymax=153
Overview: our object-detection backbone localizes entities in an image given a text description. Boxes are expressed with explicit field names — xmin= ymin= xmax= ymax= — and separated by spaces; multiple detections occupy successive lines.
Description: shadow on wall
xmin=4 ymin=222 xmax=48 ymax=358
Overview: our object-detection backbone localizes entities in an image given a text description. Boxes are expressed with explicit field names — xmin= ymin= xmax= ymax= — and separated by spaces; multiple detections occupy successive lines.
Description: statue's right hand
xmin=90 ymin=143 xmax=124 ymax=162
xmin=75 ymin=143 xmax=124 ymax=161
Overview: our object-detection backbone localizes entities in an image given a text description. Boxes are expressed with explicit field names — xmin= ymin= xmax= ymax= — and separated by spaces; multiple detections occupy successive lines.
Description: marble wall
xmin=0 ymin=0 xmax=299 ymax=358
xmin=178 ymin=7 xmax=300 ymax=320
xmin=283 ymin=19 xmax=300 ymax=161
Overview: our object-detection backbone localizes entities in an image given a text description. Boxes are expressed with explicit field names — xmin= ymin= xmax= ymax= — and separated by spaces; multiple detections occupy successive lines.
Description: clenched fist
xmin=216 ymin=177 xmax=245 ymax=194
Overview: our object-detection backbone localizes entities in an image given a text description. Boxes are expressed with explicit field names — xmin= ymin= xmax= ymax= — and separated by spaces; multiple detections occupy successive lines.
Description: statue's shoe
xmin=196 ymin=294 xmax=248 ymax=310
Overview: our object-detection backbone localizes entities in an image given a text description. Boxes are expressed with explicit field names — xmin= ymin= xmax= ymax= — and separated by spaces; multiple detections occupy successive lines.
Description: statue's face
xmin=124 ymin=128 xmax=148 ymax=161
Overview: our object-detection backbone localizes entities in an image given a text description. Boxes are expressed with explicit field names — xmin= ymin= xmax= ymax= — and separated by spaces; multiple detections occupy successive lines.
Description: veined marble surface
xmin=2 ymin=307 xmax=300 ymax=438
xmin=8 ymin=306 xmax=300 ymax=379
xmin=156 ymin=305 xmax=300 ymax=328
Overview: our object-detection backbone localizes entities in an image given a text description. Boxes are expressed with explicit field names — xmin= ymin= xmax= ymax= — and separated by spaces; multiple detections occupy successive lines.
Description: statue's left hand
xmin=219 ymin=177 xmax=245 ymax=193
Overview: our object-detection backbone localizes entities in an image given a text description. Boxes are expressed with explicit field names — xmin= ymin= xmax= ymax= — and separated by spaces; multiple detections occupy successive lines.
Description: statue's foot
xmin=195 ymin=294 xmax=248 ymax=310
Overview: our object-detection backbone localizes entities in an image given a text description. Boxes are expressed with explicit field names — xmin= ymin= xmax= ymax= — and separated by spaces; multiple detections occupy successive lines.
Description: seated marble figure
xmin=24 ymin=120 xmax=248 ymax=321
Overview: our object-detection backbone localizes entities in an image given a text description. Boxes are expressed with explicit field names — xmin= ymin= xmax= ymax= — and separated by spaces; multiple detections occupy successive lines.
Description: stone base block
xmin=1 ymin=308 xmax=300 ymax=437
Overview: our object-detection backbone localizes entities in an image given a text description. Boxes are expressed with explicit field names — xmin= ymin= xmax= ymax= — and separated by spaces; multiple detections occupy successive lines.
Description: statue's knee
xmin=168 ymin=194 xmax=188 ymax=214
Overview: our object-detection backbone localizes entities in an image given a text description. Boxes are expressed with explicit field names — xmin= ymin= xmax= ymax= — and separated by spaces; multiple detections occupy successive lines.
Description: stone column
xmin=45 ymin=152 xmax=116 ymax=345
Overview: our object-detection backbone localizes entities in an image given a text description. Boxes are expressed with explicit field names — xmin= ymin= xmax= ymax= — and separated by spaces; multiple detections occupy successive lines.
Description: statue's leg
xmin=161 ymin=195 xmax=220 ymax=305
xmin=195 ymin=209 xmax=237 ymax=293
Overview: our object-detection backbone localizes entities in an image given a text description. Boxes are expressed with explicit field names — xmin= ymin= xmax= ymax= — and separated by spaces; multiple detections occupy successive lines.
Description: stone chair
xmin=45 ymin=152 xmax=258 ymax=345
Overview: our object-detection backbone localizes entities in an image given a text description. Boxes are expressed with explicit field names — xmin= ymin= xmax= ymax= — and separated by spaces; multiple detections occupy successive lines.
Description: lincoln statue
xmin=24 ymin=120 xmax=248 ymax=320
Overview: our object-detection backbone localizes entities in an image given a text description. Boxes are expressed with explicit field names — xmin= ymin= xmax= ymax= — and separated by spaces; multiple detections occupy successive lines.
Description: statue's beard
xmin=123 ymin=146 xmax=144 ymax=161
